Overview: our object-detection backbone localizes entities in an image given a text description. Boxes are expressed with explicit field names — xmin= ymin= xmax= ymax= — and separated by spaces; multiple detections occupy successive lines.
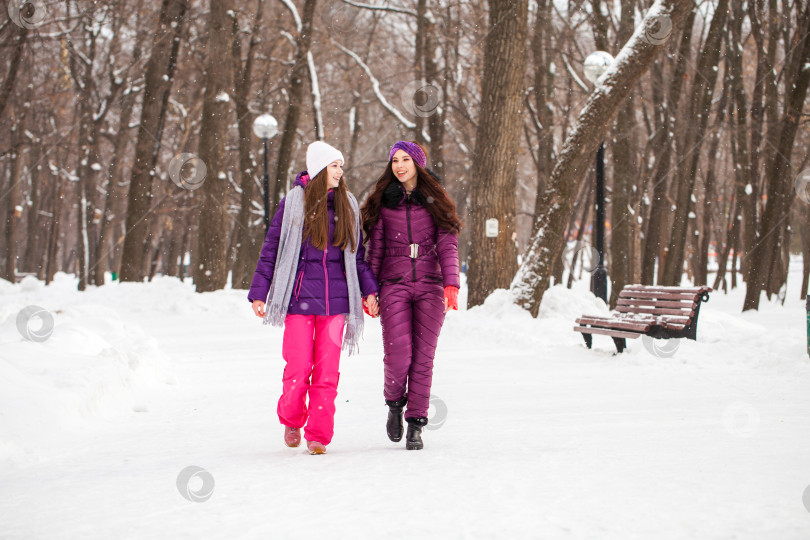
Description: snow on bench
xmin=574 ymin=285 xmax=712 ymax=354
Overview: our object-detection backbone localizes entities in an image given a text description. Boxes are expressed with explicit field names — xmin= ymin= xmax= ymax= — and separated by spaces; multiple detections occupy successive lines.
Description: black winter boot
xmin=405 ymin=417 xmax=428 ymax=450
xmin=385 ymin=397 xmax=407 ymax=442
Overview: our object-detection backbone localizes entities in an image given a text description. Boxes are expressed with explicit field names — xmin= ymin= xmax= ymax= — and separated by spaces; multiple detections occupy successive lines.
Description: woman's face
xmin=325 ymin=161 xmax=343 ymax=189
xmin=391 ymin=149 xmax=417 ymax=185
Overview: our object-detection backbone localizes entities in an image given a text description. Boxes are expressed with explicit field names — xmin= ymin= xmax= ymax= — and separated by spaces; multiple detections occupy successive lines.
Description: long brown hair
xmin=303 ymin=168 xmax=357 ymax=252
xmin=361 ymin=145 xmax=462 ymax=237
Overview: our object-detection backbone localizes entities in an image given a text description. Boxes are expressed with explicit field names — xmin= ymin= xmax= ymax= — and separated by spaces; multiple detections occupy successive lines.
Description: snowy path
xmin=2 ymin=274 xmax=810 ymax=539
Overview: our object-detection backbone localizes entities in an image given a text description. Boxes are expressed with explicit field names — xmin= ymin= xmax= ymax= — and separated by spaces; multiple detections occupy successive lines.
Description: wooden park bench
xmin=574 ymin=285 xmax=712 ymax=353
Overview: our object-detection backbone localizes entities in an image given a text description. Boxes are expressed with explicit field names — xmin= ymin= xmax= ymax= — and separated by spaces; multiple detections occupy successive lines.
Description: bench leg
xmin=581 ymin=333 xmax=592 ymax=349
xmin=612 ymin=337 xmax=626 ymax=354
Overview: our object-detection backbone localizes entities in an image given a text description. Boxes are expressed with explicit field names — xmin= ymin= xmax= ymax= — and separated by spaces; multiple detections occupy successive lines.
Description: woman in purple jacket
xmin=361 ymin=141 xmax=461 ymax=450
xmin=249 ymin=141 xmax=379 ymax=455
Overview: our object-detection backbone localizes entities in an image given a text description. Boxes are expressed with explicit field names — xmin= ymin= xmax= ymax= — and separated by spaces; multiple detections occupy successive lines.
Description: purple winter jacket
xmin=366 ymin=181 xmax=460 ymax=288
xmin=248 ymin=172 xmax=379 ymax=316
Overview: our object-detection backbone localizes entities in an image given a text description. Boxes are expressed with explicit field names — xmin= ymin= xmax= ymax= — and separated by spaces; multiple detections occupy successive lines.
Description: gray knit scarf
xmin=262 ymin=185 xmax=364 ymax=356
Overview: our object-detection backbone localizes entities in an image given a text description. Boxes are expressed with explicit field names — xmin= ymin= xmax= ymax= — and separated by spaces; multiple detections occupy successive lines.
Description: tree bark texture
xmin=232 ymin=4 xmax=264 ymax=289
xmin=0 ymin=23 xmax=27 ymax=120
xmin=608 ymin=0 xmax=637 ymax=308
xmin=660 ymin=0 xmax=727 ymax=286
xmin=194 ymin=0 xmax=236 ymax=292
xmin=119 ymin=0 xmax=187 ymax=282
xmin=640 ymin=8 xmax=695 ymax=285
xmin=531 ymin=0 xmax=555 ymax=223
xmin=270 ymin=0 xmax=318 ymax=214
xmin=742 ymin=2 xmax=810 ymax=310
xmin=466 ymin=0 xmax=529 ymax=308
xmin=3 ymin=127 xmax=23 ymax=282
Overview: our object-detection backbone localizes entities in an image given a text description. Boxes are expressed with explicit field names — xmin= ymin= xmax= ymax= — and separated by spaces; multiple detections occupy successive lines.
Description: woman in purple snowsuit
xmin=361 ymin=141 xmax=462 ymax=450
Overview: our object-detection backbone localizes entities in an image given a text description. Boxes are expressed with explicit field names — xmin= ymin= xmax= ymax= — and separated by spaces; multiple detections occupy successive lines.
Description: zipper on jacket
xmin=406 ymin=194 xmax=416 ymax=282
xmin=294 ymin=270 xmax=304 ymax=300
xmin=323 ymin=249 xmax=329 ymax=316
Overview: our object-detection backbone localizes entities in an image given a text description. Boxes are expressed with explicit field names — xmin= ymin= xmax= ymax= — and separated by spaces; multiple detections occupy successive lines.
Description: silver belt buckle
xmin=409 ymin=243 xmax=419 ymax=258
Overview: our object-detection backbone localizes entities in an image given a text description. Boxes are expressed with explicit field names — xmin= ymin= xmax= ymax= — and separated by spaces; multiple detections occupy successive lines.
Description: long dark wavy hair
xmin=361 ymin=144 xmax=462 ymax=237
xmin=304 ymin=167 xmax=357 ymax=252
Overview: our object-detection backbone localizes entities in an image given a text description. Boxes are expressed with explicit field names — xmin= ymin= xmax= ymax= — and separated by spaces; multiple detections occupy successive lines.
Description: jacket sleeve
xmin=365 ymin=218 xmax=385 ymax=283
xmin=355 ymin=239 xmax=379 ymax=297
xmin=436 ymin=226 xmax=460 ymax=289
xmin=247 ymin=198 xmax=286 ymax=303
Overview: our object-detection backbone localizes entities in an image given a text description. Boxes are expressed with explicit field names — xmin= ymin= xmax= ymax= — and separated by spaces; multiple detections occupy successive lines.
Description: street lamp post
xmin=252 ymin=114 xmax=279 ymax=233
xmin=583 ymin=51 xmax=614 ymax=303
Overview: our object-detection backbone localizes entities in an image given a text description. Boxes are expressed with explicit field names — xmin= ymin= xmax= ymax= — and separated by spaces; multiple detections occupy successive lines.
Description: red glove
xmin=444 ymin=286 xmax=458 ymax=311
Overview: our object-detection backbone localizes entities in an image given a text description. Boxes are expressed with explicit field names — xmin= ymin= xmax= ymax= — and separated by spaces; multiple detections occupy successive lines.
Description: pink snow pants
xmin=277 ymin=314 xmax=345 ymax=446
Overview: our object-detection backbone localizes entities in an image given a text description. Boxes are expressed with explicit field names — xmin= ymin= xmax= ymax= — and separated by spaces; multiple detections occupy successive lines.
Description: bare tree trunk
xmin=801 ymin=204 xmax=809 ymax=299
xmin=743 ymin=3 xmax=810 ymax=310
xmin=713 ymin=191 xmax=736 ymax=292
xmin=166 ymin=218 xmax=180 ymax=277
xmin=3 ymin=127 xmax=23 ymax=282
xmin=466 ymin=0 xmax=529 ymax=308
xmin=270 ymin=0 xmax=318 ymax=214
xmin=608 ymin=0 xmax=637 ymax=308
xmin=66 ymin=15 xmax=99 ymax=291
xmin=94 ymin=17 xmax=145 ymax=286
xmin=420 ymin=2 xmax=445 ymax=177
xmin=194 ymin=0 xmax=236 ymax=292
xmin=0 ymin=23 xmax=27 ymax=120
xmin=726 ymin=2 xmax=757 ymax=292
xmin=22 ymin=140 xmax=44 ymax=274
xmin=119 ymin=0 xmax=187 ymax=282
xmin=45 ymin=172 xmax=63 ymax=285
xmin=232 ymin=2 xmax=264 ymax=289
xmin=590 ymin=0 xmax=610 ymax=52
xmin=531 ymin=0 xmax=555 ymax=223
xmin=661 ymin=0 xmax=727 ymax=286
xmin=95 ymin=85 xmax=138 ymax=285
xmin=567 ymin=187 xmax=594 ymax=289
xmin=513 ymin=0 xmax=695 ymax=316
xmin=640 ymin=8 xmax=696 ymax=285
xmin=695 ymin=83 xmax=728 ymax=286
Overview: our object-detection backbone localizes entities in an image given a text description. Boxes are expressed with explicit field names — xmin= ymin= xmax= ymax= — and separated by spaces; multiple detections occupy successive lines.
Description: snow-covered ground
xmin=1 ymin=262 xmax=809 ymax=539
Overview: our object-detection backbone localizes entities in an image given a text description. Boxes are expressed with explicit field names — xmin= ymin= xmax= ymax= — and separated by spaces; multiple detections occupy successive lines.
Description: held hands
xmin=252 ymin=300 xmax=266 ymax=318
xmin=443 ymin=286 xmax=458 ymax=313
xmin=363 ymin=294 xmax=379 ymax=318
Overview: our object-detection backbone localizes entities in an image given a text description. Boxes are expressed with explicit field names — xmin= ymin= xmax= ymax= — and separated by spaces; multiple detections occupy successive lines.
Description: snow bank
xmin=0 ymin=273 xmax=175 ymax=460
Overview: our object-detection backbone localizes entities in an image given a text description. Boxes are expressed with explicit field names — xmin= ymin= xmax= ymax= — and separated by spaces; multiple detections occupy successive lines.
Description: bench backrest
xmin=615 ymin=285 xmax=712 ymax=320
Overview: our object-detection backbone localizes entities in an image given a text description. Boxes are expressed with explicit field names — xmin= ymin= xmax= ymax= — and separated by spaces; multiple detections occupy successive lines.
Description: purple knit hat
xmin=389 ymin=141 xmax=427 ymax=169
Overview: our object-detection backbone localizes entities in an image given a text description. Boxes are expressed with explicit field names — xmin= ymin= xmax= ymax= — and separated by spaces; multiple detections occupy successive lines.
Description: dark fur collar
xmin=382 ymin=181 xmax=428 ymax=209
xmin=381 ymin=168 xmax=443 ymax=209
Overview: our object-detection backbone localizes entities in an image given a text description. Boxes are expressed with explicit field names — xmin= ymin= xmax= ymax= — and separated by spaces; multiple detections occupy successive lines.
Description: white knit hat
xmin=306 ymin=141 xmax=344 ymax=178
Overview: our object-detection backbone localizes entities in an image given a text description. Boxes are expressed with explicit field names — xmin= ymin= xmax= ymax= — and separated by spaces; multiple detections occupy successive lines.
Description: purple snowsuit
xmin=366 ymin=181 xmax=460 ymax=419
xmin=248 ymin=172 xmax=379 ymax=314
